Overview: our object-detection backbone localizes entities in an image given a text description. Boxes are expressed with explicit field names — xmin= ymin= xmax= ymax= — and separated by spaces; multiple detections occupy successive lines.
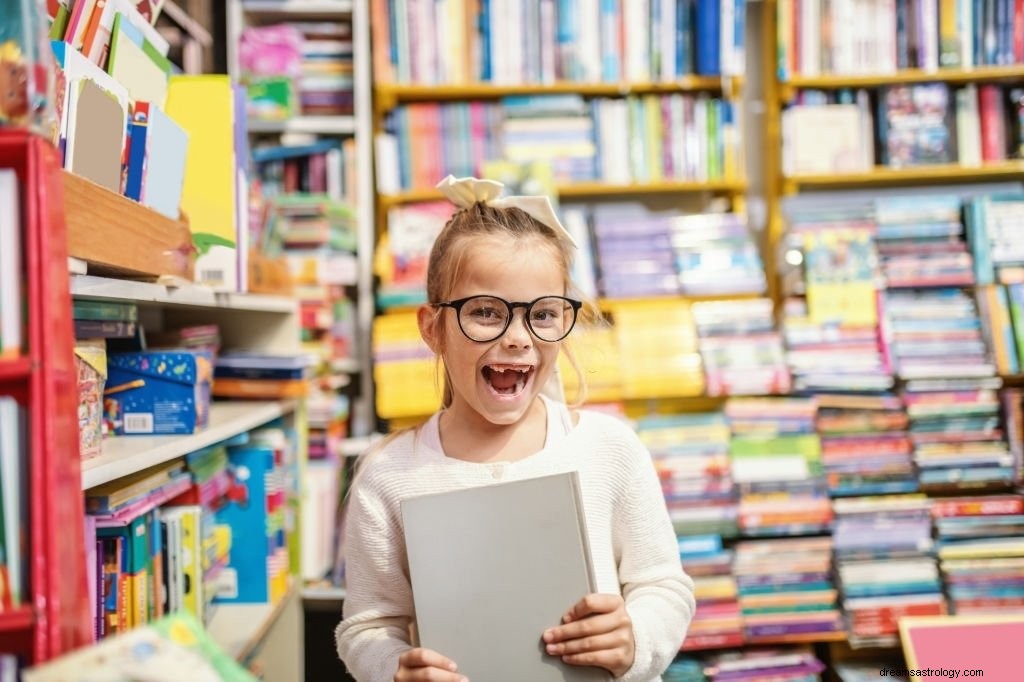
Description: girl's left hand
xmin=542 ymin=593 xmax=635 ymax=678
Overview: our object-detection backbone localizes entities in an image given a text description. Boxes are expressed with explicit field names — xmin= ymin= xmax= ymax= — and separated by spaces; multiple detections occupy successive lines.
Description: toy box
xmin=105 ymin=350 xmax=212 ymax=435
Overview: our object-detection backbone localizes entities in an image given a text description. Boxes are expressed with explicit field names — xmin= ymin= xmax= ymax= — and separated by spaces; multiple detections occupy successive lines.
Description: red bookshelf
xmin=0 ymin=130 xmax=91 ymax=664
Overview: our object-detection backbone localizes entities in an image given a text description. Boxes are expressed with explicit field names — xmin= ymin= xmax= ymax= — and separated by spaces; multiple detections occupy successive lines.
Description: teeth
xmin=516 ymin=373 xmax=525 ymax=392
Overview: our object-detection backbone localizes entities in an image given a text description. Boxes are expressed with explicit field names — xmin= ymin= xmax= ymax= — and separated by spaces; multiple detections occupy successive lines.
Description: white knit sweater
xmin=335 ymin=397 xmax=695 ymax=682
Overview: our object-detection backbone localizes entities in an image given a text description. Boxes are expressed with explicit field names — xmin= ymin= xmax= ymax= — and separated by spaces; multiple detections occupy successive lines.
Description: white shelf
xmin=241 ymin=0 xmax=352 ymax=15
xmin=248 ymin=116 xmax=356 ymax=135
xmin=208 ymin=584 xmax=298 ymax=661
xmin=70 ymin=274 xmax=296 ymax=314
xmin=82 ymin=400 xmax=296 ymax=489
xmin=330 ymin=357 xmax=362 ymax=373
xmin=339 ymin=434 xmax=380 ymax=457
xmin=301 ymin=585 xmax=346 ymax=602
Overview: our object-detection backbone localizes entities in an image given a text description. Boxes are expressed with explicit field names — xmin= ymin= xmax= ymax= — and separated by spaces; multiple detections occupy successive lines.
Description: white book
xmin=0 ymin=170 xmax=21 ymax=358
xmin=402 ymin=472 xmax=611 ymax=682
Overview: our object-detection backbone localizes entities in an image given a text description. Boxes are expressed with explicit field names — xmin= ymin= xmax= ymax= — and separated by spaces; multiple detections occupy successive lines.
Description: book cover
xmin=402 ymin=472 xmax=611 ymax=681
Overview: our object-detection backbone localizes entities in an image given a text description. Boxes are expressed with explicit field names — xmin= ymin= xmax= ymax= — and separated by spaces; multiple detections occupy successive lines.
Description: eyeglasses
xmin=433 ymin=295 xmax=583 ymax=343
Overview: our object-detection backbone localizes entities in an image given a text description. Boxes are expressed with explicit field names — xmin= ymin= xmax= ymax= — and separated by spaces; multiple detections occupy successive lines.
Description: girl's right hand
xmin=394 ymin=648 xmax=467 ymax=682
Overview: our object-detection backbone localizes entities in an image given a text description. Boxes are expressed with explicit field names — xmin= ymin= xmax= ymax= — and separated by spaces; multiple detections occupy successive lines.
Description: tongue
xmin=490 ymin=370 xmax=521 ymax=391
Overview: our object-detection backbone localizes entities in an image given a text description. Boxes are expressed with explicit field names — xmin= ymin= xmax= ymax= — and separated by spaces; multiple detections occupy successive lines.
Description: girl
xmin=335 ymin=176 xmax=694 ymax=682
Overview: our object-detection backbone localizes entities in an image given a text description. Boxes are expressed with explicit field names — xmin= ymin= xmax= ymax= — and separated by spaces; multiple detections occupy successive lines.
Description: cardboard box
xmin=105 ymin=350 xmax=213 ymax=435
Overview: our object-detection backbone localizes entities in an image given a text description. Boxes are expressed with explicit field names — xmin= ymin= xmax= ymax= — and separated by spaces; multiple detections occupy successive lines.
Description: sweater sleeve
xmin=613 ymin=431 xmax=695 ymax=682
xmin=334 ymin=476 xmax=414 ymax=682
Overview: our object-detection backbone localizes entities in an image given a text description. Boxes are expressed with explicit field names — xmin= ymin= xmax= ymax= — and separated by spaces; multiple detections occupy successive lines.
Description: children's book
xmin=0 ymin=170 xmax=22 ymax=358
xmin=22 ymin=610 xmax=256 ymax=681
xmin=401 ymin=471 xmax=611 ymax=682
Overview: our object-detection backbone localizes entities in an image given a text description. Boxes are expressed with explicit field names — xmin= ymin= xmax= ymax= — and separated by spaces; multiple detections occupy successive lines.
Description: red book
xmin=978 ymin=84 xmax=1007 ymax=162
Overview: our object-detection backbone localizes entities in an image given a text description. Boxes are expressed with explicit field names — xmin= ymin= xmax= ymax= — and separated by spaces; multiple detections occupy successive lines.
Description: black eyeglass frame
xmin=432 ymin=295 xmax=584 ymax=343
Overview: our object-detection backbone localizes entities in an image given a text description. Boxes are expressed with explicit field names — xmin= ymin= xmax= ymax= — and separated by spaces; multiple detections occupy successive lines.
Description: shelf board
xmin=783 ymin=65 xmax=1024 ymax=92
xmin=248 ymin=116 xmax=356 ymax=135
xmin=378 ymin=179 xmax=746 ymax=211
xmin=599 ymin=292 xmax=766 ymax=308
xmin=208 ymin=583 xmax=299 ymax=662
xmin=0 ymin=357 xmax=31 ymax=381
xmin=241 ymin=0 xmax=352 ymax=14
xmin=82 ymin=400 xmax=296 ymax=489
xmin=301 ymin=585 xmax=346 ymax=602
xmin=70 ymin=274 xmax=296 ymax=314
xmin=375 ymin=77 xmax=739 ymax=109
xmin=0 ymin=606 xmax=34 ymax=632
xmin=784 ymin=161 xmax=1024 ymax=191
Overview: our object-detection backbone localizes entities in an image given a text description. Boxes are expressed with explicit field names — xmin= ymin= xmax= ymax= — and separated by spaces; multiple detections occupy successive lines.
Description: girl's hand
xmin=542 ymin=593 xmax=636 ymax=678
xmin=394 ymin=648 xmax=467 ymax=682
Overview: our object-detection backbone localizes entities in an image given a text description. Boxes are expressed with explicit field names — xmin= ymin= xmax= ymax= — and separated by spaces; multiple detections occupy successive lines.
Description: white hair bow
xmin=435 ymin=175 xmax=578 ymax=248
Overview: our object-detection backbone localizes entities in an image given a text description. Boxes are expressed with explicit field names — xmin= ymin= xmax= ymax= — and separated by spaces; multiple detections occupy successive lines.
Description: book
xmin=401 ymin=472 xmax=611 ymax=682
xmin=22 ymin=610 xmax=256 ymax=681
xmin=0 ymin=170 xmax=21 ymax=358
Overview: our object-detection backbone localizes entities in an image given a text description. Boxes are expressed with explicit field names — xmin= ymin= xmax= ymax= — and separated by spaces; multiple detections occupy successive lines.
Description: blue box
xmin=104 ymin=351 xmax=213 ymax=435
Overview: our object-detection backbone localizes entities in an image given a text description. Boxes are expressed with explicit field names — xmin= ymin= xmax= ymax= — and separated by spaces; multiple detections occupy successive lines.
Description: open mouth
xmin=482 ymin=364 xmax=534 ymax=396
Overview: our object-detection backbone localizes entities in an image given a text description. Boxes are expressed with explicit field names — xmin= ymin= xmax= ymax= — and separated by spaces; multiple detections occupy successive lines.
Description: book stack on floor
xmin=667 ymin=647 xmax=826 ymax=682
xmin=831 ymin=494 xmax=944 ymax=648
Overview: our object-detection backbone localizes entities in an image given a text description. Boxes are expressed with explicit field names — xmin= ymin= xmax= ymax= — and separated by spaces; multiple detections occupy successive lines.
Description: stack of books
xmin=692 ymin=298 xmax=790 ymax=396
xmin=592 ymin=204 xmax=680 ymax=298
xmin=610 ymin=300 xmax=704 ymax=399
xmin=212 ymin=352 xmax=316 ymax=399
xmin=637 ymin=412 xmax=737 ymax=538
xmin=875 ymin=195 xmax=973 ymax=288
xmin=933 ymin=494 xmax=1024 ymax=615
xmin=678 ymin=535 xmax=743 ymax=651
xmin=726 ymin=398 xmax=831 ymax=537
xmin=673 ymin=213 xmax=766 ymax=297
xmin=831 ymin=494 xmax=944 ymax=648
xmin=733 ymin=537 xmax=842 ymax=643
xmin=816 ymin=393 xmax=916 ymax=497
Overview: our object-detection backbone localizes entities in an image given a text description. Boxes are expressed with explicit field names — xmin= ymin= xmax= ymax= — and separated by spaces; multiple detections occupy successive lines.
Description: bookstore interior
xmin=2 ymin=0 xmax=1024 ymax=680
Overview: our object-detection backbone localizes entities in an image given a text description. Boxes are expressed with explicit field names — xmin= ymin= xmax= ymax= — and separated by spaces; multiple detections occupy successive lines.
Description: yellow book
xmin=165 ymin=75 xmax=242 ymax=291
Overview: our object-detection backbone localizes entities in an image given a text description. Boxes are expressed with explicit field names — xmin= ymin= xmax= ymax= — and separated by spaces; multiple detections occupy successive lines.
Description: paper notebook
xmin=401 ymin=471 xmax=612 ymax=682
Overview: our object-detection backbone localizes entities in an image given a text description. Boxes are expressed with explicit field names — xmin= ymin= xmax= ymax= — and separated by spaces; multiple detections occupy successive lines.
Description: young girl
xmin=335 ymin=175 xmax=694 ymax=682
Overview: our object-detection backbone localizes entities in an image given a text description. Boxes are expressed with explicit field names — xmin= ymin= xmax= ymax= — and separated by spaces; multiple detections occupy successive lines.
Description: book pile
xmin=637 ymin=412 xmax=737 ymax=538
xmin=73 ymin=299 xmax=139 ymax=340
xmin=875 ymin=195 xmax=973 ymax=288
xmin=672 ymin=213 xmax=766 ymax=297
xmin=212 ymin=352 xmax=316 ymax=400
xmin=933 ymin=493 xmax=1024 ymax=615
xmin=692 ymin=298 xmax=790 ymax=396
xmin=559 ymin=324 xmax=623 ymax=404
xmin=733 ymin=538 xmax=842 ymax=643
xmin=700 ymin=648 xmax=826 ymax=682
xmin=592 ymin=204 xmax=680 ymax=298
xmin=678 ymin=535 xmax=743 ymax=651
xmin=885 ymin=289 xmax=995 ymax=381
xmin=500 ymin=95 xmax=597 ymax=183
xmin=663 ymin=657 xmax=707 ymax=682
xmin=294 ymin=21 xmax=354 ymax=116
xmin=831 ymin=494 xmax=944 ymax=648
xmin=903 ymin=379 xmax=1014 ymax=492
xmin=816 ymin=393 xmax=916 ymax=496
xmin=252 ymin=141 xmax=349 ymax=200
xmin=975 ymin=284 xmax=1020 ymax=375
xmin=610 ymin=300 xmax=704 ymax=398
xmin=726 ymin=398 xmax=831 ymax=537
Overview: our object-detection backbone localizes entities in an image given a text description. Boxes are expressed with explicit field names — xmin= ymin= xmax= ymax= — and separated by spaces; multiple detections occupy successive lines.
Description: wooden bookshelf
xmin=783 ymin=161 xmax=1024 ymax=193
xmin=62 ymin=171 xmax=195 ymax=281
xmin=378 ymin=179 xmax=748 ymax=212
xmin=208 ymin=583 xmax=299 ymax=662
xmin=781 ymin=64 xmax=1024 ymax=98
xmin=0 ymin=357 xmax=31 ymax=382
xmin=375 ymin=77 xmax=742 ymax=111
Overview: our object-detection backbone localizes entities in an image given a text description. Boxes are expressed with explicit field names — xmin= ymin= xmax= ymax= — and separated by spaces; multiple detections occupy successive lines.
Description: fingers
xmin=561 ymin=593 xmax=623 ymax=624
xmin=544 ymin=629 xmax=632 ymax=658
xmin=395 ymin=648 xmax=467 ymax=682
xmin=544 ymin=607 xmax=629 ymax=646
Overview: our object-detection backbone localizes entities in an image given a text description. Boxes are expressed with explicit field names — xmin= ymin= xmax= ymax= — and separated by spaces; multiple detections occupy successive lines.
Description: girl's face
xmin=421 ymin=235 xmax=566 ymax=430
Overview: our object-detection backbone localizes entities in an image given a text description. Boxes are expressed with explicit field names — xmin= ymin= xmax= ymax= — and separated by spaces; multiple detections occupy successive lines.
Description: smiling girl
xmin=335 ymin=176 xmax=694 ymax=682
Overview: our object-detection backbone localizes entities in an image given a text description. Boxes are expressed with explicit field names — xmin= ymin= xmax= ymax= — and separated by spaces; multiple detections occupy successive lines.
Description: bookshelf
xmin=227 ymin=0 xmax=377 ymax=437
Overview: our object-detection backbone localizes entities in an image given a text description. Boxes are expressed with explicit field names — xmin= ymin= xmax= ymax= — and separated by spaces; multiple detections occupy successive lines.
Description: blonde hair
xmin=421 ymin=201 xmax=598 ymax=408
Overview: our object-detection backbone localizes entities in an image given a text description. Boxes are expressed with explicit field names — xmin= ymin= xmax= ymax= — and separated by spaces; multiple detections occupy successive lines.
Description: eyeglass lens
xmin=458 ymin=296 xmax=576 ymax=342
